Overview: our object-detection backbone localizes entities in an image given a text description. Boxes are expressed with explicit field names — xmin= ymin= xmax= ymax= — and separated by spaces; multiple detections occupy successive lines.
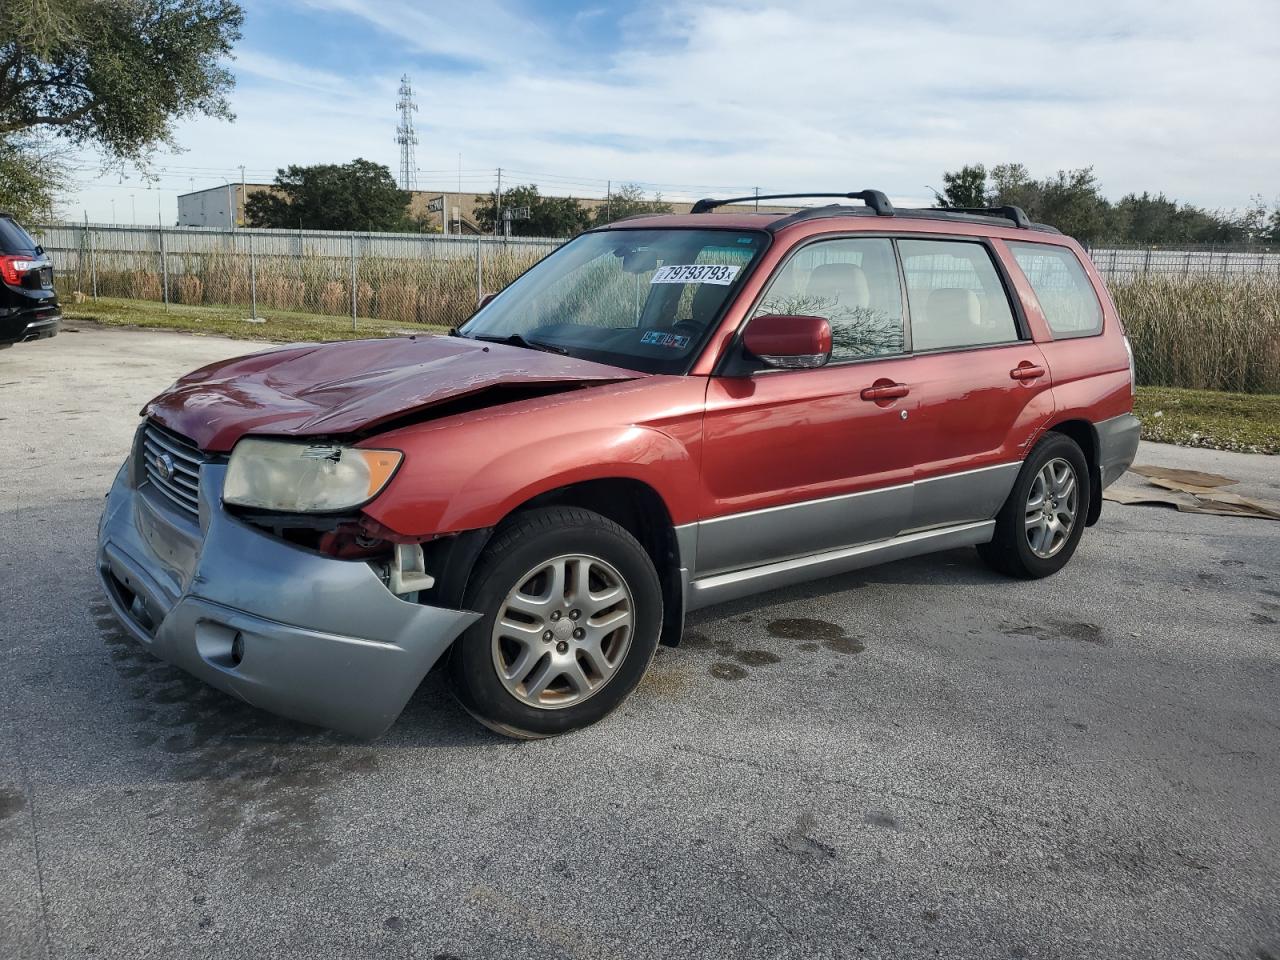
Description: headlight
xmin=223 ymin=438 xmax=403 ymax=513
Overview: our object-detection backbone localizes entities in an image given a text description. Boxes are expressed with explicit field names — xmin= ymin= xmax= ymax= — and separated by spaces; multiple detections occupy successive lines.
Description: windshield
xmin=458 ymin=228 xmax=767 ymax=374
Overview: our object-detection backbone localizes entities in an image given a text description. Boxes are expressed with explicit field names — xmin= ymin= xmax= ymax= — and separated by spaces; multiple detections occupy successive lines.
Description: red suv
xmin=97 ymin=192 xmax=1139 ymax=739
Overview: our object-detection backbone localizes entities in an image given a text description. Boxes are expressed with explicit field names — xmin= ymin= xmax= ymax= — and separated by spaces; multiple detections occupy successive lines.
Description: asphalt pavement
xmin=2 ymin=325 xmax=1278 ymax=959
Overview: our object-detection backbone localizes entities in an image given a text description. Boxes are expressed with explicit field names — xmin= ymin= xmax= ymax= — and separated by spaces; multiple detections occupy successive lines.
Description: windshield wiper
xmin=469 ymin=333 xmax=568 ymax=356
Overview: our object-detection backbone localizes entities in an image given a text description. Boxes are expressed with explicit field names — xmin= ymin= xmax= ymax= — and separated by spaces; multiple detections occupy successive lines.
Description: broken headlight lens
xmin=223 ymin=438 xmax=403 ymax=513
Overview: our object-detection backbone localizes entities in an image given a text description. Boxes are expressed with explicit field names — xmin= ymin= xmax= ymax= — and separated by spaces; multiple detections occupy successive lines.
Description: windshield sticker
xmin=641 ymin=330 xmax=690 ymax=349
xmin=650 ymin=263 xmax=741 ymax=285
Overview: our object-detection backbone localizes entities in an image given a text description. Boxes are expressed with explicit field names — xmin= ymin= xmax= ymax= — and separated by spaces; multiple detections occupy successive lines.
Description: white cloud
xmin=66 ymin=0 xmax=1280 ymax=223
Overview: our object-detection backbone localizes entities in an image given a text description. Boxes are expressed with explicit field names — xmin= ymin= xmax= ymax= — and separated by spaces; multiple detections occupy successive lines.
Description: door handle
xmin=860 ymin=382 xmax=910 ymax=401
xmin=1010 ymin=362 xmax=1046 ymax=381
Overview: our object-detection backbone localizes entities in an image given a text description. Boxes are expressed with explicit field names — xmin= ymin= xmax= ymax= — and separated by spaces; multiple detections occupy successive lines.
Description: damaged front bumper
xmin=96 ymin=439 xmax=478 ymax=738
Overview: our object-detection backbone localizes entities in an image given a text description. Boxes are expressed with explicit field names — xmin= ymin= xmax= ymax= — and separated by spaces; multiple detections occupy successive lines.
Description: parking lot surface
xmin=2 ymin=326 xmax=1278 ymax=959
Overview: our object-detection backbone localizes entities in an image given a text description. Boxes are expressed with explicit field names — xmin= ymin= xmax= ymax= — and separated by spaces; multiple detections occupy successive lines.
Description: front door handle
xmin=860 ymin=382 xmax=910 ymax=401
xmin=1010 ymin=362 xmax=1046 ymax=381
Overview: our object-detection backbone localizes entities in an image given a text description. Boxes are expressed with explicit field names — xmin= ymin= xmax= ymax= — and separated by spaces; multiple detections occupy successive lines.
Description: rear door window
xmin=898 ymin=239 xmax=1019 ymax=351
xmin=1008 ymin=242 xmax=1103 ymax=337
xmin=0 ymin=217 xmax=39 ymax=255
xmin=752 ymin=237 xmax=905 ymax=360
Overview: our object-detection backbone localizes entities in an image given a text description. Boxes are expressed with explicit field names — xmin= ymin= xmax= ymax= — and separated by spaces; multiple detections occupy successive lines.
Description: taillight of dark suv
xmin=0 ymin=213 xmax=60 ymax=350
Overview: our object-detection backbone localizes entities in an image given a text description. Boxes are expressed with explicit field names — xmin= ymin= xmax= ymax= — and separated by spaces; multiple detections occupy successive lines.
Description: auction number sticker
xmin=640 ymin=330 xmax=690 ymax=349
xmin=650 ymin=264 xmax=741 ymax=285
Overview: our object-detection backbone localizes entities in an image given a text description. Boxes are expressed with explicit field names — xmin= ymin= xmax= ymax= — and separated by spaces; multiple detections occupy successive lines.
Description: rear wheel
xmin=448 ymin=506 xmax=662 ymax=738
xmin=978 ymin=433 xmax=1090 ymax=579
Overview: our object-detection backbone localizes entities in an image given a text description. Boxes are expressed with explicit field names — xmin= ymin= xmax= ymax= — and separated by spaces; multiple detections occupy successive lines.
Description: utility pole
xmin=130 ymin=194 xmax=136 ymax=225
xmin=238 ymin=165 xmax=247 ymax=227
xmin=607 ymin=180 xmax=612 ymax=222
xmin=395 ymin=75 xmax=419 ymax=191
xmin=241 ymin=164 xmax=258 ymax=320
xmin=754 ymin=186 xmax=760 ymax=211
xmin=111 ymin=198 xmax=116 ymax=225
xmin=225 ymin=181 xmax=234 ymax=229
xmin=495 ymin=167 xmax=502 ymax=236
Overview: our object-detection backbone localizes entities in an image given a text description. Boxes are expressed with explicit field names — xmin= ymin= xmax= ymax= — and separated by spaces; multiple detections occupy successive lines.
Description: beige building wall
xmin=178 ymin=184 xmax=799 ymax=233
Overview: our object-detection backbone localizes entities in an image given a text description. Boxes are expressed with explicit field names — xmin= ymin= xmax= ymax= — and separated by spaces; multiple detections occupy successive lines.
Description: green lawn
xmin=63 ymin=296 xmax=445 ymax=343
xmin=1134 ymin=386 xmax=1280 ymax=455
xmin=61 ymin=297 xmax=1278 ymax=456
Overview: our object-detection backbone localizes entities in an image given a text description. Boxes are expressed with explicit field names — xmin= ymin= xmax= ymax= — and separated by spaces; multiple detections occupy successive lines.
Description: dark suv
xmin=0 ymin=214 xmax=59 ymax=349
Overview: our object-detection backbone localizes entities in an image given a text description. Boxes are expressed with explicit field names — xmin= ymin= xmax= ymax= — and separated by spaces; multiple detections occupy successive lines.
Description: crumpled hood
xmin=144 ymin=335 xmax=647 ymax=451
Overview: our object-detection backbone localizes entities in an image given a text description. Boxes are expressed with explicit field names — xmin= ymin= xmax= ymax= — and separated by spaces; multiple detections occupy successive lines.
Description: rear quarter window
xmin=0 ymin=217 xmax=39 ymax=255
xmin=1008 ymin=242 xmax=1103 ymax=338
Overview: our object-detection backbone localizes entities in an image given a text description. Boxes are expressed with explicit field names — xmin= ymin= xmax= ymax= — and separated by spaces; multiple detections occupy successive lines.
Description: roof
xmin=598 ymin=204 xmax=1062 ymax=236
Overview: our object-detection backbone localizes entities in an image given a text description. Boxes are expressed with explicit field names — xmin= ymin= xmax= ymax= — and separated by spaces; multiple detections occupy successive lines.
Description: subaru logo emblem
xmin=153 ymin=452 xmax=175 ymax=482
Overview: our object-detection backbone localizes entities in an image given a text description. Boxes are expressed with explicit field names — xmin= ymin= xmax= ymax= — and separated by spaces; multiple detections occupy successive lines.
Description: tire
xmin=448 ymin=506 xmax=662 ymax=739
xmin=978 ymin=432 xmax=1091 ymax=580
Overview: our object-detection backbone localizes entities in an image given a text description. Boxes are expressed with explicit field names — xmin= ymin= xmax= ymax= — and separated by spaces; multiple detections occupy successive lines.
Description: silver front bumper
xmin=96 ymin=442 xmax=478 ymax=738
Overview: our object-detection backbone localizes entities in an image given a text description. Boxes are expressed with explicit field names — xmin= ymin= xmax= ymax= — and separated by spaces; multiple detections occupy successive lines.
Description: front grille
xmin=141 ymin=422 xmax=207 ymax=519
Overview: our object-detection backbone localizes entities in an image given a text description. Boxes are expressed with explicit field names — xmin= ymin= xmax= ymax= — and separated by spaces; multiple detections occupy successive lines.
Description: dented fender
xmin=360 ymin=375 xmax=710 ymax=536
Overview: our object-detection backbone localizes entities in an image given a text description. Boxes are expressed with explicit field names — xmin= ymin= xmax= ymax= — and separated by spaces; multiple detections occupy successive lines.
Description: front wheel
xmin=978 ymin=433 xmax=1091 ymax=579
xmin=448 ymin=506 xmax=662 ymax=739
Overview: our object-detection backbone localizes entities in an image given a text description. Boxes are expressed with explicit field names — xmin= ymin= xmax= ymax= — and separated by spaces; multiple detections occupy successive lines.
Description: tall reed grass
xmin=1111 ymin=274 xmax=1280 ymax=394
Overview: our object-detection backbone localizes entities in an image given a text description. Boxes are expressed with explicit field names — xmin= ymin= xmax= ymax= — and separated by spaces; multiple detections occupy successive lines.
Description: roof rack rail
xmin=927 ymin=205 xmax=1031 ymax=229
xmin=690 ymin=190 xmax=895 ymax=217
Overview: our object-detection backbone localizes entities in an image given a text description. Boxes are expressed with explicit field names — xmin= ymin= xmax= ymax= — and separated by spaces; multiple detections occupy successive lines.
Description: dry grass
xmin=1111 ymin=274 xmax=1280 ymax=394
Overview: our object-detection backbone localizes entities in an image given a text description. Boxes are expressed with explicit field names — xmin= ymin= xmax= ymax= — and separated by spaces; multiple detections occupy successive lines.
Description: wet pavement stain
xmin=774 ymin=809 xmax=838 ymax=861
xmin=864 ymin=809 xmax=900 ymax=830
xmin=767 ymin=618 xmax=845 ymax=642
xmin=732 ymin=649 xmax=781 ymax=666
xmin=767 ymin=617 xmax=866 ymax=655
xmin=1006 ymin=620 xmax=1105 ymax=645
xmin=0 ymin=786 xmax=26 ymax=821
xmin=709 ymin=662 xmax=748 ymax=681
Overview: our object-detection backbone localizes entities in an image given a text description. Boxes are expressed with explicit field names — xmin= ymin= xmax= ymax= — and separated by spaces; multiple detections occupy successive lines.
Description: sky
xmin=64 ymin=0 xmax=1280 ymax=225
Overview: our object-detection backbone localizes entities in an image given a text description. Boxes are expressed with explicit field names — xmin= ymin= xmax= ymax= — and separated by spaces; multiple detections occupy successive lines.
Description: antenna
xmin=395 ymin=74 xmax=419 ymax=192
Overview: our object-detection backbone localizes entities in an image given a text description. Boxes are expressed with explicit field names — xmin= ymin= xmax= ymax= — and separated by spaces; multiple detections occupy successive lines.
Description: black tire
xmin=448 ymin=506 xmax=662 ymax=739
xmin=978 ymin=432 xmax=1091 ymax=580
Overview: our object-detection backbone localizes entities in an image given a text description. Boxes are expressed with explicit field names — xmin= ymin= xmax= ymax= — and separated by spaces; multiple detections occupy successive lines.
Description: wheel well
xmin=1048 ymin=419 xmax=1102 ymax=526
xmin=507 ymin=479 xmax=686 ymax=646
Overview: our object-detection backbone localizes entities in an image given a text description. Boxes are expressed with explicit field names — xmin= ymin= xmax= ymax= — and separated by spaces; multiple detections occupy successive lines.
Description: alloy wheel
xmin=490 ymin=553 xmax=635 ymax=709
xmin=1025 ymin=457 xmax=1078 ymax=559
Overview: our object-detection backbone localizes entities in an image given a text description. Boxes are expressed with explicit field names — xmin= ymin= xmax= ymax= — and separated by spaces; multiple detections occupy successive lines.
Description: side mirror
xmin=742 ymin=314 xmax=832 ymax=369
xmin=475 ymin=292 xmax=498 ymax=310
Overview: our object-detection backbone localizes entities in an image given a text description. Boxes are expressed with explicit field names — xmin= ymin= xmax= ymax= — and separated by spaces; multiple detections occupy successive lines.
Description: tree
xmin=931 ymin=163 xmax=987 ymax=208
xmin=0 ymin=0 xmax=243 ymax=165
xmin=0 ymin=134 xmax=70 ymax=222
xmin=593 ymin=183 xmax=673 ymax=226
xmin=1035 ymin=168 xmax=1109 ymax=244
xmin=246 ymin=159 xmax=413 ymax=231
xmin=474 ymin=184 xmax=591 ymax=237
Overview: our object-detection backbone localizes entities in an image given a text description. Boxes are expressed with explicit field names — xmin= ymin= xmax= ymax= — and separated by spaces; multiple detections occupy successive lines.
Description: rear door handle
xmin=860 ymin=382 xmax=910 ymax=400
xmin=1010 ymin=363 xmax=1046 ymax=381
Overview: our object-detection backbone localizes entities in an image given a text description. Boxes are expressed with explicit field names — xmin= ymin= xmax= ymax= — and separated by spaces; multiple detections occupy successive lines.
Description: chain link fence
xmin=32 ymin=224 xmax=1280 ymax=394
xmin=34 ymin=223 xmax=564 ymax=332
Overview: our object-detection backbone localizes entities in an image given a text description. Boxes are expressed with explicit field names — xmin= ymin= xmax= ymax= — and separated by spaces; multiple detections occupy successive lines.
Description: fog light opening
xmin=230 ymin=632 xmax=245 ymax=667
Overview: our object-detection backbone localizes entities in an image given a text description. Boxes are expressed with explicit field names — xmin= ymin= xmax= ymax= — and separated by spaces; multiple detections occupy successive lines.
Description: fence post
xmin=476 ymin=235 xmax=483 ymax=304
xmin=248 ymin=228 xmax=258 ymax=320
xmin=349 ymin=232 xmax=357 ymax=332
xmin=1142 ymin=247 xmax=1152 ymax=276
xmin=159 ymin=225 xmax=170 ymax=310
xmin=89 ymin=228 xmax=98 ymax=300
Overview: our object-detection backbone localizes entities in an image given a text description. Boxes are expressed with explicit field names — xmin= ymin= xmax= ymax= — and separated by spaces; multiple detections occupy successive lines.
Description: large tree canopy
xmin=246 ymin=159 xmax=414 ymax=232
xmin=934 ymin=162 xmax=1275 ymax=244
xmin=0 ymin=0 xmax=243 ymax=163
xmin=474 ymin=185 xmax=591 ymax=238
